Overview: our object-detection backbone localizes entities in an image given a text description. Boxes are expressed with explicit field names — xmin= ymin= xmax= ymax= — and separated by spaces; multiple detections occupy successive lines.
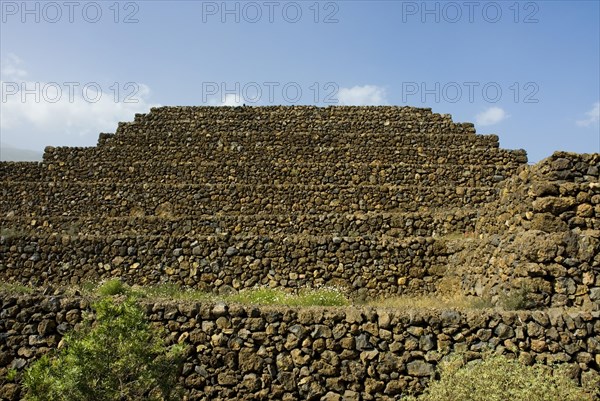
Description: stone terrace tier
xmin=119 ymin=106 xmax=476 ymax=135
xmin=1 ymin=181 xmax=498 ymax=216
xmin=101 ymin=131 xmax=499 ymax=148
xmin=4 ymin=162 xmax=517 ymax=187
xmin=0 ymin=233 xmax=445 ymax=297
xmin=0 ymin=208 xmax=477 ymax=238
xmin=44 ymin=145 xmax=524 ymax=166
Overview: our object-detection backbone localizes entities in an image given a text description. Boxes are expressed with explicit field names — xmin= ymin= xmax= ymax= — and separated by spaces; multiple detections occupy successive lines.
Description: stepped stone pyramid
xmin=1 ymin=106 xmax=600 ymax=401
xmin=1 ymin=106 xmax=597 ymax=309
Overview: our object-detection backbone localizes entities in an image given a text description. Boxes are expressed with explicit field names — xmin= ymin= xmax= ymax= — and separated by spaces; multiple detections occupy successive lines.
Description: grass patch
xmin=292 ymin=287 xmax=349 ymax=307
xmin=0 ymin=277 xmax=539 ymax=312
xmin=92 ymin=280 xmax=211 ymax=302
xmin=226 ymin=287 xmax=290 ymax=305
xmin=370 ymin=294 xmax=493 ymax=310
xmin=134 ymin=283 xmax=212 ymax=302
xmin=92 ymin=281 xmax=349 ymax=307
xmin=97 ymin=279 xmax=129 ymax=296
xmin=225 ymin=287 xmax=349 ymax=307
xmin=0 ymin=281 xmax=34 ymax=294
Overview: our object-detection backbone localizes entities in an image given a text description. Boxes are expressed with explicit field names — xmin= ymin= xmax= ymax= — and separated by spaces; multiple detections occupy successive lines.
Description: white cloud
xmin=206 ymin=93 xmax=245 ymax=106
xmin=475 ymin=107 xmax=508 ymax=126
xmin=1 ymin=53 xmax=27 ymax=80
xmin=337 ymin=85 xmax=388 ymax=106
xmin=0 ymin=55 xmax=158 ymax=152
xmin=576 ymin=102 xmax=600 ymax=127
xmin=222 ymin=93 xmax=244 ymax=106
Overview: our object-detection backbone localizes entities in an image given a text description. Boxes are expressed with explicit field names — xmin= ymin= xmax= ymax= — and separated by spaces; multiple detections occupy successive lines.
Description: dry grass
xmin=369 ymin=293 xmax=493 ymax=310
xmin=0 ymin=281 xmax=33 ymax=294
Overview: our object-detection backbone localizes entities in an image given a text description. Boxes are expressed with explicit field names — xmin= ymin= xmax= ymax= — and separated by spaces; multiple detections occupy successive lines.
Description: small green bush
xmin=22 ymin=297 xmax=186 ymax=401
xmin=405 ymin=354 xmax=593 ymax=401
xmin=6 ymin=368 xmax=18 ymax=381
xmin=500 ymin=286 xmax=532 ymax=310
xmin=96 ymin=279 xmax=129 ymax=296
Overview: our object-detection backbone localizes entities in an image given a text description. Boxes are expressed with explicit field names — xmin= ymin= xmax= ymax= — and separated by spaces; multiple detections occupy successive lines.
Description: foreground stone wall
xmin=1 ymin=293 xmax=599 ymax=401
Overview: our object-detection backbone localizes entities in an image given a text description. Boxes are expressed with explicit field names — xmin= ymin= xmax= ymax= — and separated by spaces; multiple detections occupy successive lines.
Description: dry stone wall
xmin=1 ymin=181 xmax=497 ymax=217
xmin=0 ymin=234 xmax=446 ymax=298
xmin=41 ymin=144 xmax=524 ymax=166
xmin=3 ymin=107 xmax=599 ymax=307
xmin=11 ymin=161 xmax=513 ymax=187
xmin=1 ymin=292 xmax=599 ymax=401
xmin=121 ymin=106 xmax=476 ymax=136
xmin=446 ymin=152 xmax=600 ymax=309
xmin=0 ymin=209 xmax=477 ymax=239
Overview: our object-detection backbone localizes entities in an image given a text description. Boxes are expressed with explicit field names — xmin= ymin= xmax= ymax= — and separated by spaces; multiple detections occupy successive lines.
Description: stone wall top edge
xmin=142 ymin=105 xmax=453 ymax=122
xmin=148 ymin=105 xmax=435 ymax=112
xmin=2 ymin=291 xmax=597 ymax=321
xmin=532 ymin=151 xmax=599 ymax=172
xmin=546 ymin=151 xmax=600 ymax=160
xmin=0 ymin=161 xmax=41 ymax=167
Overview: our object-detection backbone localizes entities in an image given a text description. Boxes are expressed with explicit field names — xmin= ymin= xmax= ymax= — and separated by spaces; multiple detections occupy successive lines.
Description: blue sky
xmin=1 ymin=0 xmax=599 ymax=162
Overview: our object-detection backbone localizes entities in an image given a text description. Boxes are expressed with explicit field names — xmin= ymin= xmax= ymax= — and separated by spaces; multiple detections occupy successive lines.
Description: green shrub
xmin=22 ymin=297 xmax=186 ymax=401
xmin=6 ymin=368 xmax=18 ymax=381
xmin=499 ymin=286 xmax=532 ymax=310
xmin=96 ymin=279 xmax=129 ymax=296
xmin=405 ymin=354 xmax=593 ymax=401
